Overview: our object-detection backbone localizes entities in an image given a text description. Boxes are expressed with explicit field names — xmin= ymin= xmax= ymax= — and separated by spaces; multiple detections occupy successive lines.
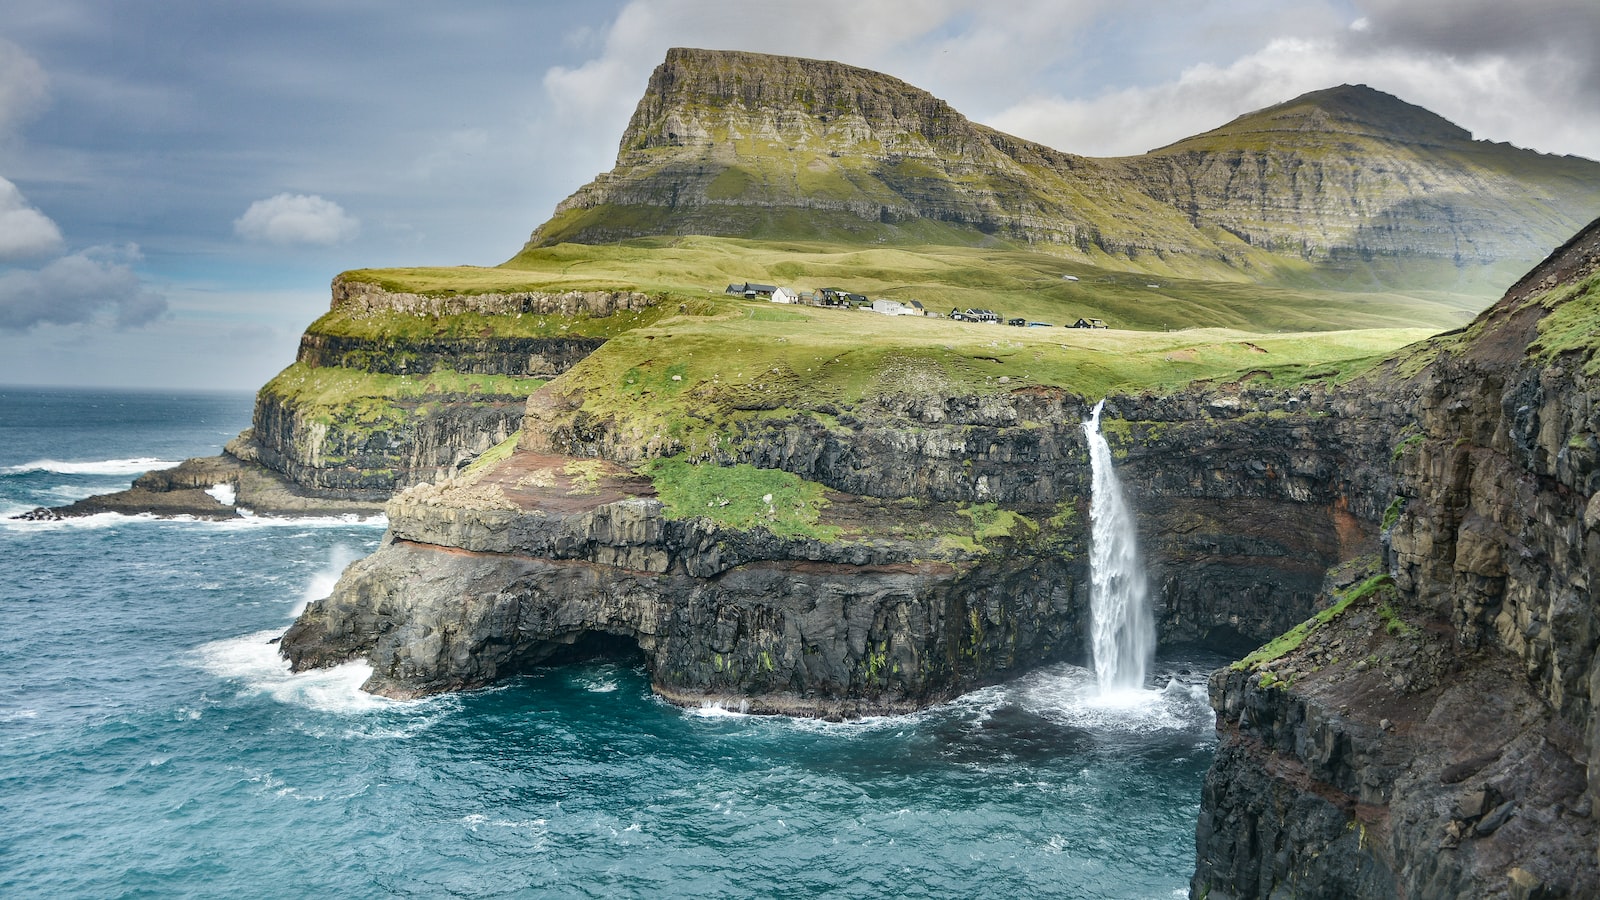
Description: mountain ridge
xmin=530 ymin=48 xmax=1600 ymax=288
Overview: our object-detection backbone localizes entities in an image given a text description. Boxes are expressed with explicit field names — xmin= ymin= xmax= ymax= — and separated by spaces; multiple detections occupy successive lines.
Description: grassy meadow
xmin=343 ymin=235 xmax=1490 ymax=335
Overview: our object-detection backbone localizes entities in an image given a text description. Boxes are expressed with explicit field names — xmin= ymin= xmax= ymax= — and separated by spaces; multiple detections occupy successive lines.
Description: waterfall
xmin=1082 ymin=400 xmax=1154 ymax=693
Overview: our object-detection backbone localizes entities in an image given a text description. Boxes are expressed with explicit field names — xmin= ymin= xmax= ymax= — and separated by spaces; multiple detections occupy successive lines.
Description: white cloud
xmin=987 ymin=35 xmax=1600 ymax=160
xmin=234 ymin=193 xmax=360 ymax=245
xmin=0 ymin=244 xmax=168 ymax=331
xmin=0 ymin=38 xmax=49 ymax=131
xmin=0 ymin=176 xmax=63 ymax=259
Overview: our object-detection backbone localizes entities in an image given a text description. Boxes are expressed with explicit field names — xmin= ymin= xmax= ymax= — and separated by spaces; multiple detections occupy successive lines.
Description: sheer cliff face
xmin=532 ymin=48 xmax=1600 ymax=280
xmin=1194 ymin=221 xmax=1600 ymax=900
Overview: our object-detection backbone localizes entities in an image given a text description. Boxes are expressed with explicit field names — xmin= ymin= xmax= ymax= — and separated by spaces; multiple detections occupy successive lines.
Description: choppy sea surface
xmin=0 ymin=386 xmax=1218 ymax=898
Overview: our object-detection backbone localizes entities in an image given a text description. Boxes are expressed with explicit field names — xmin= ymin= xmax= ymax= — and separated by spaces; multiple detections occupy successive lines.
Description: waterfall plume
xmin=1082 ymin=400 xmax=1155 ymax=693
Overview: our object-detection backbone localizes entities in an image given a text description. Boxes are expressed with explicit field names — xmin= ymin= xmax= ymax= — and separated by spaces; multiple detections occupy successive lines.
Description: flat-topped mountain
xmin=532 ymin=48 xmax=1600 ymax=288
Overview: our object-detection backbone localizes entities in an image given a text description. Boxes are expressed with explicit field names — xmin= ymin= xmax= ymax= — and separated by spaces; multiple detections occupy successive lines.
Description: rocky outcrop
xmin=60 ymin=281 xmax=663 ymax=519
xmin=235 ymin=390 xmax=526 ymax=492
xmin=1193 ymin=220 xmax=1600 ymax=898
xmin=43 ymin=454 xmax=385 ymax=519
xmin=222 ymin=281 xmax=661 ymax=493
xmin=282 ymin=452 xmax=1085 ymax=715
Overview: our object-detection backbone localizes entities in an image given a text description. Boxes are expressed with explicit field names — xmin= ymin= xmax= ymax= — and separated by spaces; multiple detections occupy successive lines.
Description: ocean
xmin=0 ymin=386 xmax=1218 ymax=898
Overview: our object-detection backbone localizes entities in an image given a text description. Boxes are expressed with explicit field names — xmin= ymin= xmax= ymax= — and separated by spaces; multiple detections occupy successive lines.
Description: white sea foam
xmin=0 ymin=501 xmax=35 ymax=519
xmin=205 ymin=483 xmax=236 ymax=506
xmin=292 ymin=544 xmax=363 ymax=617
xmin=192 ymin=629 xmax=392 ymax=714
xmin=42 ymin=484 xmax=99 ymax=501
xmin=686 ymin=700 xmax=753 ymax=718
xmin=1015 ymin=663 xmax=1212 ymax=735
xmin=2 ymin=457 xmax=179 ymax=476
xmin=0 ymin=510 xmax=161 ymax=531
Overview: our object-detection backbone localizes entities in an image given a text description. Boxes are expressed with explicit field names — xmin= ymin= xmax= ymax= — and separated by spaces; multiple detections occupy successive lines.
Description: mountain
xmin=1125 ymin=84 xmax=1600 ymax=272
xmin=531 ymin=48 xmax=1600 ymax=286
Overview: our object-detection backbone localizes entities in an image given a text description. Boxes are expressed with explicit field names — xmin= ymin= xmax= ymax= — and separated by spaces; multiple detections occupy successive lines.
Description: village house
xmin=725 ymin=282 xmax=778 ymax=299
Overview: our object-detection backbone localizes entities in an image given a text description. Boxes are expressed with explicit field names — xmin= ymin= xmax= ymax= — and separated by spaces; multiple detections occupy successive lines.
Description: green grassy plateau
xmin=347 ymin=235 xmax=1487 ymax=334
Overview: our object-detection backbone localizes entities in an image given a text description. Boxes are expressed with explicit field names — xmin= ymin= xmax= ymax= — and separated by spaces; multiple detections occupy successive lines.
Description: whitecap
xmin=191 ymin=629 xmax=393 ymax=715
xmin=686 ymin=700 xmax=753 ymax=718
xmin=2 ymin=507 xmax=386 ymax=532
xmin=0 ymin=511 xmax=161 ymax=531
xmin=2 ymin=457 xmax=179 ymax=476
xmin=205 ymin=483 xmax=236 ymax=506
xmin=199 ymin=513 xmax=387 ymax=531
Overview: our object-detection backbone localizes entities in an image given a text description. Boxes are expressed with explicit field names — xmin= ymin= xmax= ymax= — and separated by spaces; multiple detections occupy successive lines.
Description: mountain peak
xmin=1166 ymin=83 xmax=1472 ymax=150
xmin=526 ymin=48 xmax=1600 ymax=280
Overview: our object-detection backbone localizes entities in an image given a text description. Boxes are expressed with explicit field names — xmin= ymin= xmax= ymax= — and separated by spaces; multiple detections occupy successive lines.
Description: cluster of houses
xmin=723 ymin=281 xmax=1108 ymax=328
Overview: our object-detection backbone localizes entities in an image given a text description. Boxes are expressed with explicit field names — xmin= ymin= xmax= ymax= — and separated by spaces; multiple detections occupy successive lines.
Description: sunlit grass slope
xmin=529 ymin=297 xmax=1434 ymax=461
xmin=344 ymin=235 xmax=1487 ymax=334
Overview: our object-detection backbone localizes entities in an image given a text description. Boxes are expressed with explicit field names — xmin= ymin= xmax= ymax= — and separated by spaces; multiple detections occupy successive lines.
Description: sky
xmin=0 ymin=0 xmax=1597 ymax=390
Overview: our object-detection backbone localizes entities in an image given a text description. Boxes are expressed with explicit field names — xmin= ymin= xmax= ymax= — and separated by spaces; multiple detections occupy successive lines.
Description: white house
xmin=770 ymin=286 xmax=799 ymax=304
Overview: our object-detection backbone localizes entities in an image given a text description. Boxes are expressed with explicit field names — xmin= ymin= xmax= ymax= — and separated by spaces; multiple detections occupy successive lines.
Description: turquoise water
xmin=0 ymin=387 xmax=1217 ymax=898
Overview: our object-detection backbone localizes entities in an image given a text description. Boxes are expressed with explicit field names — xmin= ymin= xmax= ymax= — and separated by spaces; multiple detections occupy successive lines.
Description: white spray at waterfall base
xmin=1083 ymin=400 xmax=1155 ymax=694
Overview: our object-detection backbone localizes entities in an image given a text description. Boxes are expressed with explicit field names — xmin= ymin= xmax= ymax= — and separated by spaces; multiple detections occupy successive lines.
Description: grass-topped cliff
xmin=125 ymin=47 xmax=1599 ymax=514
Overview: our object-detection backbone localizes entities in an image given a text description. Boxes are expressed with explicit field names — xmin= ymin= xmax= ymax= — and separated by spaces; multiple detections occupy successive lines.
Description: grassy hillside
xmin=526 ymin=296 xmax=1433 ymax=461
xmin=345 ymin=235 xmax=1487 ymax=334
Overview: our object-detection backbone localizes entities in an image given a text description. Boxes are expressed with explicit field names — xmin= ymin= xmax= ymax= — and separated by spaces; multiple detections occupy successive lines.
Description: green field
xmin=343 ymin=235 xmax=1489 ymax=336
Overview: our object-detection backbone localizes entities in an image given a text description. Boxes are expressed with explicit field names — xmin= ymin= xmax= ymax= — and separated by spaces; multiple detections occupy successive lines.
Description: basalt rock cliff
xmin=1193 ymin=220 xmax=1600 ymax=898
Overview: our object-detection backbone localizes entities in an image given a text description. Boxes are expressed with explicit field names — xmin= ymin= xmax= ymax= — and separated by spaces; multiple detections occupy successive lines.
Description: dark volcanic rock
xmin=1194 ymin=219 xmax=1600 ymax=898
xmin=51 ymin=453 xmax=385 ymax=519
xmin=281 ymin=456 xmax=1084 ymax=714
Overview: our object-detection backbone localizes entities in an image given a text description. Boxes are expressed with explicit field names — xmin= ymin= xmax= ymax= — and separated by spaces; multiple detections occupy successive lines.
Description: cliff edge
xmin=1193 ymin=219 xmax=1600 ymax=898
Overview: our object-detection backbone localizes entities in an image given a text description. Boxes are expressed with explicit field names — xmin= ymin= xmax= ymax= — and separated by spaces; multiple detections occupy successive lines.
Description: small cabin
xmin=1072 ymin=317 xmax=1108 ymax=329
xmin=771 ymin=286 xmax=799 ymax=304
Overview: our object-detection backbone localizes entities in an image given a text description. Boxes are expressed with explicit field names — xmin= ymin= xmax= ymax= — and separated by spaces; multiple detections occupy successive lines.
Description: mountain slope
xmin=531 ymin=49 xmax=1600 ymax=290
xmin=529 ymin=47 xmax=1275 ymax=269
xmin=1124 ymin=84 xmax=1600 ymax=274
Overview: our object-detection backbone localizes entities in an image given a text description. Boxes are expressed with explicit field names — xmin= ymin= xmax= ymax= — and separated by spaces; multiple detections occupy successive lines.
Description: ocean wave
xmin=192 ymin=629 xmax=394 ymax=715
xmin=292 ymin=544 xmax=364 ymax=616
xmin=2 ymin=457 xmax=178 ymax=476
xmin=204 ymin=512 xmax=388 ymax=532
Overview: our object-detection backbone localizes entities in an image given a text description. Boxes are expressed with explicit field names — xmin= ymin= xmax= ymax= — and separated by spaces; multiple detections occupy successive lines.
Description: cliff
xmin=1193 ymin=219 xmax=1600 ymax=898
xmin=50 ymin=48 xmax=1600 ymax=521
xmin=273 ymin=219 xmax=1600 ymax=894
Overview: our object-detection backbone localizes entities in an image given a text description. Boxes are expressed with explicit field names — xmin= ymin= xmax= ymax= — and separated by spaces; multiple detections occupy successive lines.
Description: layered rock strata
xmin=1192 ymin=220 xmax=1600 ymax=898
xmin=284 ymin=371 xmax=1404 ymax=713
xmin=281 ymin=453 xmax=1086 ymax=715
xmin=55 ymin=282 xmax=658 ymax=518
